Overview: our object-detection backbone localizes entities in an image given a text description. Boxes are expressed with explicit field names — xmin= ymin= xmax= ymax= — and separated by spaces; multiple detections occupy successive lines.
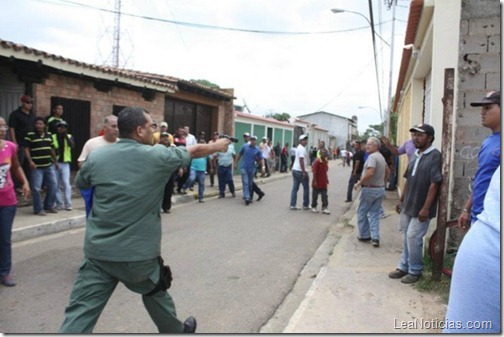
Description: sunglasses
xmin=23 ymin=101 xmax=33 ymax=104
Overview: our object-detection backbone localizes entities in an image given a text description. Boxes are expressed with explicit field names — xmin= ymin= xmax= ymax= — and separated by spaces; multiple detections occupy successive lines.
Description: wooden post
xmin=432 ymin=68 xmax=454 ymax=281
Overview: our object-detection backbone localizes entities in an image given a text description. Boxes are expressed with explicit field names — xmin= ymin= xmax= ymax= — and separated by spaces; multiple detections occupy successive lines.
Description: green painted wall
xmin=284 ymin=130 xmax=293 ymax=147
xmin=274 ymin=128 xmax=283 ymax=145
xmin=253 ymin=125 xmax=266 ymax=139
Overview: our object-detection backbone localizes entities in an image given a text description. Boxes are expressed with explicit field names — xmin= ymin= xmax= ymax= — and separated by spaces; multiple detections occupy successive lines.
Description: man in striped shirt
xmin=24 ymin=116 xmax=59 ymax=216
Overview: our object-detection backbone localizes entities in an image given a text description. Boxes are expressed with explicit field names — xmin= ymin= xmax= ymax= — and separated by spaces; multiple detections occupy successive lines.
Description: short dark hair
xmin=118 ymin=107 xmax=149 ymax=138
xmin=34 ymin=116 xmax=45 ymax=124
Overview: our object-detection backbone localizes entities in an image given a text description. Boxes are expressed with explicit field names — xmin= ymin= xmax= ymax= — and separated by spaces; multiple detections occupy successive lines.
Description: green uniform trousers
xmin=59 ymin=257 xmax=184 ymax=333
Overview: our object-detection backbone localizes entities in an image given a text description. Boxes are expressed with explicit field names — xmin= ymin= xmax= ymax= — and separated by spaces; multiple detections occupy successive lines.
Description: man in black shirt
xmin=8 ymin=95 xmax=35 ymax=185
xmin=345 ymin=140 xmax=365 ymax=202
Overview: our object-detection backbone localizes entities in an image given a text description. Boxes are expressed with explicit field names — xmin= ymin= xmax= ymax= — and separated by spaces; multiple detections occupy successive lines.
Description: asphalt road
xmin=0 ymin=162 xmax=354 ymax=333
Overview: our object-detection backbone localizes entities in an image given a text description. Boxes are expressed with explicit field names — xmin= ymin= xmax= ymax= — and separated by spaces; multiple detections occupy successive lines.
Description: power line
xmin=37 ymin=0 xmax=393 ymax=36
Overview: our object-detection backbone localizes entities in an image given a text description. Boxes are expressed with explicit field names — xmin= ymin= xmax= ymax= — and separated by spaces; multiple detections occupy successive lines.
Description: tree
xmin=190 ymin=79 xmax=220 ymax=89
xmin=389 ymin=111 xmax=398 ymax=144
xmin=360 ymin=123 xmax=383 ymax=139
xmin=264 ymin=112 xmax=291 ymax=122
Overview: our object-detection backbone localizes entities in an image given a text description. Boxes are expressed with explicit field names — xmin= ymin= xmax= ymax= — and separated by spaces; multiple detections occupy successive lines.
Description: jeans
xmin=217 ymin=165 xmax=235 ymax=196
xmin=0 ymin=205 xmax=17 ymax=277
xmin=280 ymin=156 xmax=288 ymax=172
xmin=290 ymin=170 xmax=309 ymax=207
xmin=397 ymin=213 xmax=430 ymax=275
xmin=183 ymin=169 xmax=205 ymax=201
xmin=311 ymin=188 xmax=328 ymax=209
xmin=356 ymin=187 xmax=385 ymax=240
xmin=346 ymin=174 xmax=359 ymax=201
xmin=55 ymin=162 xmax=72 ymax=209
xmin=240 ymin=168 xmax=255 ymax=201
xmin=162 ymin=173 xmax=176 ymax=212
xmin=31 ymin=165 xmax=58 ymax=214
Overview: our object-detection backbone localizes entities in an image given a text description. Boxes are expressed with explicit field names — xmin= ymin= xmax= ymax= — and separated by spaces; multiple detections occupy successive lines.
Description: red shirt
xmin=312 ymin=158 xmax=328 ymax=189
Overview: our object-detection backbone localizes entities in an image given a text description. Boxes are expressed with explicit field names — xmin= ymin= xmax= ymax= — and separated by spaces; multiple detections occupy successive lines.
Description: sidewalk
xmin=283 ymin=190 xmax=448 ymax=333
xmin=11 ymin=170 xmax=292 ymax=243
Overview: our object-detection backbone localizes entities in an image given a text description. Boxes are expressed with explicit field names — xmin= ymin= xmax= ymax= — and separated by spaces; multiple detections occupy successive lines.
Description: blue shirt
xmin=238 ymin=143 xmax=262 ymax=170
xmin=471 ymin=132 xmax=500 ymax=223
xmin=190 ymin=157 xmax=207 ymax=172
xmin=216 ymin=143 xmax=235 ymax=167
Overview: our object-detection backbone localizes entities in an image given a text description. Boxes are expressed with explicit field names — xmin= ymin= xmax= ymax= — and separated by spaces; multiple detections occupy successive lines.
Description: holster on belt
xmin=145 ymin=256 xmax=173 ymax=296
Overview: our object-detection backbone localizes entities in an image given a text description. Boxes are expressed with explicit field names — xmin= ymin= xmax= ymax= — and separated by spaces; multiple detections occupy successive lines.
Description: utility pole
xmin=112 ymin=0 xmax=121 ymax=68
xmin=385 ymin=0 xmax=397 ymax=138
xmin=367 ymin=0 xmax=383 ymax=128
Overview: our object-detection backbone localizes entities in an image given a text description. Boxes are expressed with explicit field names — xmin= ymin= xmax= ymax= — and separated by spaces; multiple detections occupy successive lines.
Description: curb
xmin=12 ymin=215 xmax=86 ymax=243
xmin=13 ymin=173 xmax=292 ymax=243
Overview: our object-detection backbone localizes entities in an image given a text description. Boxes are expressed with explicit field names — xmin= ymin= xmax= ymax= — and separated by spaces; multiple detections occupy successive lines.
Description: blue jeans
xmin=55 ymin=162 xmax=72 ymax=209
xmin=290 ymin=170 xmax=309 ymax=207
xmin=0 ymin=205 xmax=17 ymax=277
xmin=240 ymin=168 xmax=255 ymax=201
xmin=30 ymin=165 xmax=58 ymax=214
xmin=356 ymin=187 xmax=385 ymax=240
xmin=217 ymin=165 xmax=235 ymax=196
xmin=346 ymin=174 xmax=359 ymax=201
xmin=397 ymin=213 xmax=430 ymax=275
xmin=183 ymin=169 xmax=205 ymax=201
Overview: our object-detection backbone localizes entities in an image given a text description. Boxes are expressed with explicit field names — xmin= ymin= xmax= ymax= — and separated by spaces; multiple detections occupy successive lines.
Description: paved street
xmin=1 ymin=161 xmax=355 ymax=333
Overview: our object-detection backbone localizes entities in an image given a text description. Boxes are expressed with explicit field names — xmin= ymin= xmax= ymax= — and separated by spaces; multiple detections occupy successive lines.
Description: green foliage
xmin=360 ymin=123 xmax=383 ymax=139
xmin=264 ymin=112 xmax=291 ymax=121
xmin=414 ymin=255 xmax=451 ymax=304
xmin=190 ymin=79 xmax=221 ymax=89
xmin=389 ymin=111 xmax=398 ymax=144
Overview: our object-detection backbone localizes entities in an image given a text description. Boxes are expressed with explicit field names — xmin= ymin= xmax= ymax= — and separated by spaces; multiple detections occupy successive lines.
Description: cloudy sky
xmin=1 ymin=0 xmax=411 ymax=133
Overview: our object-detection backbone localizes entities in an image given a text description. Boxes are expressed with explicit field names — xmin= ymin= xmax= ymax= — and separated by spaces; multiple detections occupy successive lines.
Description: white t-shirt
xmin=292 ymin=144 xmax=309 ymax=172
xmin=78 ymin=136 xmax=118 ymax=163
xmin=185 ymin=133 xmax=197 ymax=146
xmin=261 ymin=144 xmax=271 ymax=160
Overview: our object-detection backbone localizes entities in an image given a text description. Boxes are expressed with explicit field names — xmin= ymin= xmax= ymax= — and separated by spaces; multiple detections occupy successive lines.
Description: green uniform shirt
xmin=76 ymin=138 xmax=190 ymax=262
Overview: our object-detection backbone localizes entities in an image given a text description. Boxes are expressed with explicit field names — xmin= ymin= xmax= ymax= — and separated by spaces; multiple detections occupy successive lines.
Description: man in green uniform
xmin=60 ymin=107 xmax=231 ymax=333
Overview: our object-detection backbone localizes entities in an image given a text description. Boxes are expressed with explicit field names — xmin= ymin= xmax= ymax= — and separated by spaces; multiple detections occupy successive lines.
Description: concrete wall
xmin=298 ymin=113 xmax=351 ymax=149
xmin=450 ymin=0 xmax=501 ymax=218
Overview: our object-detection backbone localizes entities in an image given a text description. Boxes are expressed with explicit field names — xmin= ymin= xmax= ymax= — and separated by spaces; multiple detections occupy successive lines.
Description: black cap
xmin=57 ymin=121 xmax=68 ymax=127
xmin=409 ymin=123 xmax=434 ymax=136
xmin=470 ymin=91 xmax=500 ymax=106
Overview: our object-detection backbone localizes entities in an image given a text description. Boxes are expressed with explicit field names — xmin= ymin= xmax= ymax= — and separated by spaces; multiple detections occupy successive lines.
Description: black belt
xmin=362 ymin=185 xmax=384 ymax=188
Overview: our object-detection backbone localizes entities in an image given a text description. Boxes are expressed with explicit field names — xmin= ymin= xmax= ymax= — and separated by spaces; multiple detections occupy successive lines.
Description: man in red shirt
xmin=311 ymin=148 xmax=330 ymax=214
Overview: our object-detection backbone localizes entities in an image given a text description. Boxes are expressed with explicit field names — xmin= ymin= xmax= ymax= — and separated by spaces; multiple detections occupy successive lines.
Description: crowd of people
xmin=0 ymin=90 xmax=500 ymax=332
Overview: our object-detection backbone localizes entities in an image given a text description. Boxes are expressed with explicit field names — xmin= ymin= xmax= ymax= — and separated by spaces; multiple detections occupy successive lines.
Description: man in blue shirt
xmin=235 ymin=135 xmax=265 ymax=205
xmin=458 ymin=91 xmax=500 ymax=230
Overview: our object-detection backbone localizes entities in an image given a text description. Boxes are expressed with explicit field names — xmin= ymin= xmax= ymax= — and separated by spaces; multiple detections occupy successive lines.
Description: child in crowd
xmin=182 ymin=139 xmax=208 ymax=202
xmin=311 ymin=148 xmax=330 ymax=214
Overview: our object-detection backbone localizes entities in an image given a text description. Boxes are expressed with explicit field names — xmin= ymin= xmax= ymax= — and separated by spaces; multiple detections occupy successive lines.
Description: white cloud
xmin=0 ymin=0 xmax=409 ymax=133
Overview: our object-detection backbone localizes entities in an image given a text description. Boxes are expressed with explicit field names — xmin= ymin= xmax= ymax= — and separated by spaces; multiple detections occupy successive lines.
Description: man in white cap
xmin=260 ymin=137 xmax=271 ymax=177
xmin=235 ymin=135 xmax=265 ymax=205
xmin=290 ymin=134 xmax=310 ymax=210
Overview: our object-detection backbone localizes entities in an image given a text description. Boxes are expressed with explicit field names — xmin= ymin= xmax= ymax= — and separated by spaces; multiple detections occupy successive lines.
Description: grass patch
xmin=414 ymin=255 xmax=451 ymax=303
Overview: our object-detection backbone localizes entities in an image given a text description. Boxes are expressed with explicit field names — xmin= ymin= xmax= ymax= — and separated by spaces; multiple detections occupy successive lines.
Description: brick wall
xmin=451 ymin=0 xmax=501 ymax=216
xmin=34 ymin=73 xmax=165 ymax=137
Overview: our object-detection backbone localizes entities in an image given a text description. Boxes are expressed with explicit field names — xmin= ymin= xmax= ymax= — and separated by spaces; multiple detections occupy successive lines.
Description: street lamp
xmin=358 ymin=106 xmax=383 ymax=130
xmin=330 ymin=9 xmax=389 ymax=46
xmin=332 ymin=7 xmax=384 ymax=135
